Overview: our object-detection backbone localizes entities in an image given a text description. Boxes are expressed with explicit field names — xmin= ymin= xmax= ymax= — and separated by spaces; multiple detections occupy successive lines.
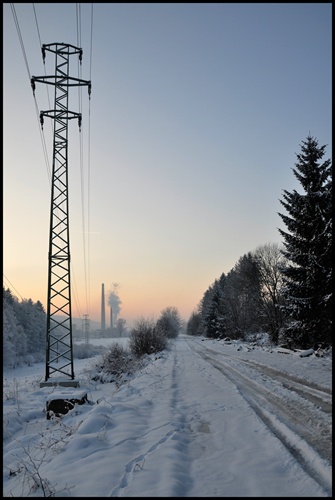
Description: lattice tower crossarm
xmin=31 ymin=43 xmax=91 ymax=382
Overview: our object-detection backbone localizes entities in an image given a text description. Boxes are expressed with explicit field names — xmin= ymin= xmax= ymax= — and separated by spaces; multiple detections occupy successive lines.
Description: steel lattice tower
xmin=31 ymin=43 xmax=91 ymax=385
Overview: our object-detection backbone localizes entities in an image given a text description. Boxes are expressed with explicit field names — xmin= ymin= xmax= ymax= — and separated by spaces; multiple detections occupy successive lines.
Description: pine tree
xmin=199 ymin=275 xmax=226 ymax=339
xmin=205 ymin=280 xmax=223 ymax=339
xmin=278 ymin=135 xmax=332 ymax=348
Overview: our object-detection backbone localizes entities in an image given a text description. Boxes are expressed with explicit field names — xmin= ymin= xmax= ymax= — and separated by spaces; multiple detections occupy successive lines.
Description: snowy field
xmin=3 ymin=335 xmax=332 ymax=497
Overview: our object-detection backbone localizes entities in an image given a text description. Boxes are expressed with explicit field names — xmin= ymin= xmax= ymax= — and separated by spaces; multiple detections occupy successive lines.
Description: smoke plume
xmin=107 ymin=283 xmax=122 ymax=323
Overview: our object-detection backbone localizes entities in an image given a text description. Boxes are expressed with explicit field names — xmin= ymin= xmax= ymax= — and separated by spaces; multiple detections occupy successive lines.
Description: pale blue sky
xmin=3 ymin=3 xmax=332 ymax=326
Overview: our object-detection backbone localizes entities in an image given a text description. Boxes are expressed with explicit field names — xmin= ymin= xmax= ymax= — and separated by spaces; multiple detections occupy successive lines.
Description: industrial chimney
xmin=101 ymin=283 xmax=106 ymax=331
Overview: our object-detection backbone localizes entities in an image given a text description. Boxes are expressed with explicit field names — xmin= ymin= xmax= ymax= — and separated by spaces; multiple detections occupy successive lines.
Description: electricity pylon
xmin=31 ymin=43 xmax=91 ymax=386
xmin=83 ymin=314 xmax=90 ymax=348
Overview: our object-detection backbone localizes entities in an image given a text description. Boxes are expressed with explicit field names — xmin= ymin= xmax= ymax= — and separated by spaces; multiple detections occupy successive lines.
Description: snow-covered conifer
xmin=278 ymin=135 xmax=332 ymax=348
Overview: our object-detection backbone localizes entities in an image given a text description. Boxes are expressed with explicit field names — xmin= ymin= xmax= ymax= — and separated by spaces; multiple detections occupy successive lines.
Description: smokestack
xmin=101 ymin=283 xmax=106 ymax=331
xmin=110 ymin=307 xmax=113 ymax=329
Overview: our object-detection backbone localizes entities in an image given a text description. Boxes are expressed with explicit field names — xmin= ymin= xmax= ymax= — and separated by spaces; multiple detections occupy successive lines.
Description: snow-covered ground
xmin=3 ymin=335 xmax=332 ymax=497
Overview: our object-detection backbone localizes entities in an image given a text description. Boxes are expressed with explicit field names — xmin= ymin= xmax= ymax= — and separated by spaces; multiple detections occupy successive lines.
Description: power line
xmin=75 ymin=3 xmax=94 ymax=317
xmin=3 ymin=274 xmax=24 ymax=301
xmin=32 ymin=3 xmax=42 ymax=47
xmin=76 ymin=3 xmax=82 ymax=50
xmin=76 ymin=3 xmax=83 ymax=115
xmin=87 ymin=3 xmax=94 ymax=314
xmin=87 ymin=102 xmax=92 ymax=315
xmin=76 ymin=3 xmax=89 ymax=315
xmin=33 ymin=97 xmax=52 ymax=183
xmin=32 ymin=3 xmax=53 ymax=119
xmin=89 ymin=3 xmax=94 ymax=81
xmin=71 ymin=263 xmax=83 ymax=320
xmin=10 ymin=3 xmax=31 ymax=80
xmin=10 ymin=4 xmax=52 ymax=184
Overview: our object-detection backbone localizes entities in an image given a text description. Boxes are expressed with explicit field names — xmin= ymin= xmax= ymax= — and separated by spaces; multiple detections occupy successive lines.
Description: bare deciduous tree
xmin=115 ymin=318 xmax=127 ymax=337
xmin=252 ymin=242 xmax=287 ymax=344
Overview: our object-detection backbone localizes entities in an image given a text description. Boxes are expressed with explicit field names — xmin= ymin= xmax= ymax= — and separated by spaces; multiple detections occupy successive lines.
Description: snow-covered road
xmin=3 ymin=336 xmax=332 ymax=497
xmin=186 ymin=338 xmax=332 ymax=490
xmin=120 ymin=336 xmax=332 ymax=497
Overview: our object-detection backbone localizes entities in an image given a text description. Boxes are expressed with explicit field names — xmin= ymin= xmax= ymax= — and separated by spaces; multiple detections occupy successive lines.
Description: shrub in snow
xmin=129 ymin=318 xmax=167 ymax=357
xmin=102 ymin=343 xmax=134 ymax=375
xmin=6 ymin=439 xmax=73 ymax=497
xmin=92 ymin=342 xmax=142 ymax=384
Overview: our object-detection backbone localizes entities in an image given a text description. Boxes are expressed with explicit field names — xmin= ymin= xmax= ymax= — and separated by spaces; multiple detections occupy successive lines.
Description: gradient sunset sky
xmin=3 ymin=3 xmax=332 ymax=327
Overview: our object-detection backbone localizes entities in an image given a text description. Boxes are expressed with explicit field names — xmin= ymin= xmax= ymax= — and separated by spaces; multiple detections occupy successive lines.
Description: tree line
xmin=3 ymin=288 xmax=46 ymax=368
xmin=187 ymin=135 xmax=332 ymax=350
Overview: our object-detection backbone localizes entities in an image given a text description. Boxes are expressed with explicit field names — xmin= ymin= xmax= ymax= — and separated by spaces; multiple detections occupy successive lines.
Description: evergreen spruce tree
xmin=205 ymin=280 xmax=223 ymax=339
xmin=199 ymin=275 xmax=226 ymax=339
xmin=278 ymin=135 xmax=332 ymax=349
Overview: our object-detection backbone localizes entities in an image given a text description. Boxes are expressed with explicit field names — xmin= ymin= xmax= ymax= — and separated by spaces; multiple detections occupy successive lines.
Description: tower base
xmin=40 ymin=379 xmax=80 ymax=388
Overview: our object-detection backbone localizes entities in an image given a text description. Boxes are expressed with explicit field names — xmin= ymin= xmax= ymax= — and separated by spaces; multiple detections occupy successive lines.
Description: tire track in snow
xmin=187 ymin=341 xmax=332 ymax=495
xmin=199 ymin=343 xmax=332 ymax=411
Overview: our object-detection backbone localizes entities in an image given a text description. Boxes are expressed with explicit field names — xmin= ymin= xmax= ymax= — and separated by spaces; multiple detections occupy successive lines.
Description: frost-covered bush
xmin=129 ymin=318 xmax=167 ymax=357
xmin=102 ymin=343 xmax=134 ymax=376
xmin=92 ymin=342 xmax=141 ymax=384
